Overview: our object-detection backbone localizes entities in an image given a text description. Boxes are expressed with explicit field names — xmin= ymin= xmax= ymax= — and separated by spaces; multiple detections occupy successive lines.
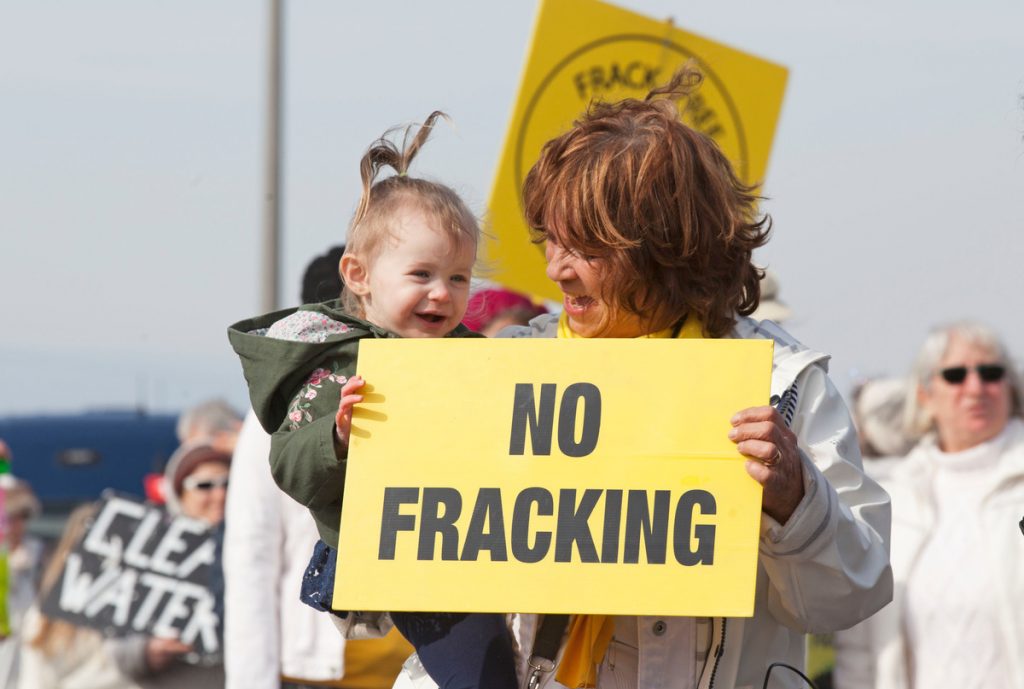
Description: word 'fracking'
xmin=378 ymin=487 xmax=716 ymax=566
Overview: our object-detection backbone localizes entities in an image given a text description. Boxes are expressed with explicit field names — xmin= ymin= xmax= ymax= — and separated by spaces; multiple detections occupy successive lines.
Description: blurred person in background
xmin=224 ymin=244 xmax=412 ymax=689
xmin=18 ymin=503 xmax=141 ymax=689
xmin=0 ymin=477 xmax=45 ymax=687
xmin=163 ymin=443 xmax=231 ymax=527
xmin=749 ymin=269 xmax=792 ymax=323
xmin=812 ymin=377 xmax=915 ymax=689
xmin=833 ymin=321 xmax=1024 ymax=689
xmin=300 ymin=245 xmax=347 ymax=303
xmin=462 ymin=286 xmax=547 ymax=337
xmin=145 ymin=401 xmax=241 ymax=505
xmin=850 ymin=376 xmax=915 ymax=479
xmin=107 ymin=443 xmax=230 ymax=688
xmin=176 ymin=399 xmax=243 ymax=454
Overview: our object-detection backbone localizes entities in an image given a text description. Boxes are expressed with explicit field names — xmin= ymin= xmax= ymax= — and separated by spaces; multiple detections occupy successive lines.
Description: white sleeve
xmin=223 ymin=411 xmax=283 ymax=689
xmin=16 ymin=608 xmax=59 ymax=689
xmin=758 ymin=364 xmax=893 ymax=632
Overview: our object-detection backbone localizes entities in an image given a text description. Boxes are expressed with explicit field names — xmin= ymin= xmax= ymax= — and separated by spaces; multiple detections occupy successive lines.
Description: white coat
xmin=222 ymin=411 xmax=346 ymax=688
xmin=338 ymin=317 xmax=893 ymax=689
xmin=832 ymin=418 xmax=1024 ymax=689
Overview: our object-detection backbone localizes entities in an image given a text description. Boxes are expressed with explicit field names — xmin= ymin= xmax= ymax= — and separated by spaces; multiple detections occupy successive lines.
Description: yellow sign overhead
xmin=334 ymin=338 xmax=772 ymax=617
xmin=484 ymin=0 xmax=788 ymax=301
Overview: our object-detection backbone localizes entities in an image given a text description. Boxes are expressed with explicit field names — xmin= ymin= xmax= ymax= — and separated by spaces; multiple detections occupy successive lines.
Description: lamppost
xmin=261 ymin=0 xmax=283 ymax=312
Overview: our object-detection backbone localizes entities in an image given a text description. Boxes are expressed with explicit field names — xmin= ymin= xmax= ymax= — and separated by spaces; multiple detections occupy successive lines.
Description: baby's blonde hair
xmin=342 ymin=112 xmax=480 ymax=316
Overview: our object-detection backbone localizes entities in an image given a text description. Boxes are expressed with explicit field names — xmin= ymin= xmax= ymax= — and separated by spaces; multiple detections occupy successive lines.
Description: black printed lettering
xmin=460 ymin=488 xmax=508 ymax=562
xmin=557 ymin=383 xmax=601 ymax=457
xmin=378 ymin=487 xmax=420 ymax=560
xmin=509 ymin=383 xmax=557 ymax=455
xmin=511 ymin=488 xmax=553 ymax=563
xmin=600 ymin=489 xmax=623 ymax=563
xmin=417 ymin=488 xmax=462 ymax=561
xmin=673 ymin=490 xmax=717 ymax=565
xmin=554 ymin=488 xmax=601 ymax=563
xmin=624 ymin=489 xmax=669 ymax=564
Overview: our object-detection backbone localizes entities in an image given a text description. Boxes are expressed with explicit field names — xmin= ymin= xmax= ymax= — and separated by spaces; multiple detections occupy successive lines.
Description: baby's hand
xmin=333 ymin=375 xmax=365 ymax=459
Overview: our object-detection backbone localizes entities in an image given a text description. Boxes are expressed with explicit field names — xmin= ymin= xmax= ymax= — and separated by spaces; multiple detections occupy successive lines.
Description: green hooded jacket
xmin=227 ymin=299 xmax=480 ymax=546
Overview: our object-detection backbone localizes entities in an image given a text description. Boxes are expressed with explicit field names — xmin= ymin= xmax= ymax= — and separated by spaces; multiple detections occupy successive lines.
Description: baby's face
xmin=361 ymin=206 xmax=476 ymax=338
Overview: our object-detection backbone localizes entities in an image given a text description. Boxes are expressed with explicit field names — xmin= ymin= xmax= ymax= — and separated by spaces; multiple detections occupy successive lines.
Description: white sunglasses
xmin=182 ymin=475 xmax=229 ymax=492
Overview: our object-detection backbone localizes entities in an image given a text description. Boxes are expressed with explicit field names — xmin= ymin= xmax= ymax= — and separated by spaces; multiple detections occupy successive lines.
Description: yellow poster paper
xmin=333 ymin=338 xmax=772 ymax=617
xmin=484 ymin=0 xmax=788 ymax=301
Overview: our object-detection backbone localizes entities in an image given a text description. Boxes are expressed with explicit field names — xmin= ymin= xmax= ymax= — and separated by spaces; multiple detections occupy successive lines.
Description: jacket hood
xmin=227 ymin=301 xmax=383 ymax=434
xmin=228 ymin=300 xmax=478 ymax=434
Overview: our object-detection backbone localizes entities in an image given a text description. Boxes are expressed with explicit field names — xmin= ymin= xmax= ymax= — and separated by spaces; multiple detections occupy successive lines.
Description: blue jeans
xmin=299 ymin=539 xmax=346 ymax=617
xmin=300 ymin=540 xmax=517 ymax=689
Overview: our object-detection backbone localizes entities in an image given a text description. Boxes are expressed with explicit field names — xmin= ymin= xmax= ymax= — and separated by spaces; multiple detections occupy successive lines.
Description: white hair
xmin=903 ymin=321 xmax=1023 ymax=439
xmin=176 ymin=398 xmax=242 ymax=444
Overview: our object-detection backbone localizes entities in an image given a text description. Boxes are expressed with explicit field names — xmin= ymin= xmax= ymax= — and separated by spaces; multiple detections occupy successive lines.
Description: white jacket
xmin=339 ymin=317 xmax=893 ymax=689
xmin=17 ymin=606 xmax=143 ymax=689
xmin=832 ymin=418 xmax=1024 ymax=689
xmin=223 ymin=411 xmax=346 ymax=688
xmin=0 ymin=535 xmax=46 ymax=687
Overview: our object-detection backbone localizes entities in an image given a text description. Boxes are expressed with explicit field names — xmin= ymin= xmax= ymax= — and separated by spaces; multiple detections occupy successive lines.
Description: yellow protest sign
xmin=484 ymin=0 xmax=788 ymax=300
xmin=333 ymin=338 xmax=772 ymax=617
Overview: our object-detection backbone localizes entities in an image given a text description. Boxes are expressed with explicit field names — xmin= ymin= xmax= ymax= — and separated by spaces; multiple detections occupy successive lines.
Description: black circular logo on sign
xmin=514 ymin=33 xmax=750 ymax=211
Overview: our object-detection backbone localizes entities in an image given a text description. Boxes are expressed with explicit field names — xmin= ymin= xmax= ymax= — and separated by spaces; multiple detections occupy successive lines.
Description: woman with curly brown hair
xmin=481 ymin=68 xmax=890 ymax=689
xmin=341 ymin=69 xmax=891 ymax=689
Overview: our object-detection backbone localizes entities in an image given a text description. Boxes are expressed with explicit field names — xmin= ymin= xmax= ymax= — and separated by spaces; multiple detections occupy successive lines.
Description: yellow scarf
xmin=556 ymin=312 xmax=704 ymax=340
xmin=554 ymin=311 xmax=703 ymax=688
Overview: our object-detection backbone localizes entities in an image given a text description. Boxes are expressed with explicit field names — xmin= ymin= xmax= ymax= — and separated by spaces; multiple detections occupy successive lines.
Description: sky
xmin=2 ymin=0 xmax=1023 ymax=417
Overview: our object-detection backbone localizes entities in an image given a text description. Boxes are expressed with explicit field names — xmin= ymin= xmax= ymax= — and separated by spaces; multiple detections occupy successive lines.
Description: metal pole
xmin=261 ymin=0 xmax=283 ymax=312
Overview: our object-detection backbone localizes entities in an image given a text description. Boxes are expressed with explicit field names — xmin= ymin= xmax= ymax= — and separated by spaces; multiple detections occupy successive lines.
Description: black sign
xmin=41 ymin=493 xmax=220 ymax=661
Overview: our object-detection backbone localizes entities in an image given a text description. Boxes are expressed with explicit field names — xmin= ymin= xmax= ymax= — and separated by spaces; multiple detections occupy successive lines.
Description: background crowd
xmin=2 ymin=244 xmax=1022 ymax=688
xmin=1 ymin=45 xmax=1021 ymax=686
xmin=0 ymin=245 xmax=560 ymax=689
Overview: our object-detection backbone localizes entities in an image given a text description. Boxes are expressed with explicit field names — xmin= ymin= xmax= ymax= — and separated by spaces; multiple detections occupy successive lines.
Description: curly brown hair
xmin=341 ymin=111 xmax=480 ymax=317
xmin=522 ymin=66 xmax=770 ymax=338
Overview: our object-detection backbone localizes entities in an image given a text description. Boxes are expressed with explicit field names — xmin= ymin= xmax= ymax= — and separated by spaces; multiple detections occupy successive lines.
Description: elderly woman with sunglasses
xmin=833 ymin=321 xmax=1024 ymax=689
xmin=104 ymin=442 xmax=230 ymax=689
xmin=164 ymin=443 xmax=232 ymax=526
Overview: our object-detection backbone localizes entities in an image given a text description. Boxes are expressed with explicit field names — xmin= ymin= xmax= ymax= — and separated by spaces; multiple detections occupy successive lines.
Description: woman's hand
xmin=333 ymin=375 xmax=366 ymax=459
xmin=729 ymin=406 xmax=805 ymax=524
xmin=144 ymin=637 xmax=192 ymax=672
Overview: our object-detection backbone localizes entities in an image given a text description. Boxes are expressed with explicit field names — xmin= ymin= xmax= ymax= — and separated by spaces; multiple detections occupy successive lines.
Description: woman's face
xmin=920 ymin=335 xmax=1012 ymax=452
xmin=178 ymin=462 xmax=230 ymax=525
xmin=544 ymin=240 xmax=646 ymax=338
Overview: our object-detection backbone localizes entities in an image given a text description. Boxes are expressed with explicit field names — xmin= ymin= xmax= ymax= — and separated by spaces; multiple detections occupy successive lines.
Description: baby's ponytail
xmin=352 ymin=111 xmax=448 ymax=229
